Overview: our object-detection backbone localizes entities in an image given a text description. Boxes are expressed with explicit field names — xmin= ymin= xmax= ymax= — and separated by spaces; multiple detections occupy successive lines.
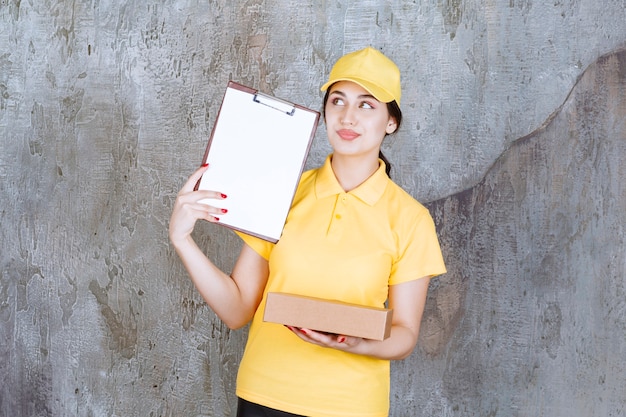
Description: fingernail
xmin=299 ymin=329 xmax=307 ymax=335
xmin=221 ymin=208 xmax=228 ymax=213
xmin=338 ymin=336 xmax=346 ymax=343
xmin=202 ymin=163 xmax=209 ymax=167
xmin=220 ymin=193 xmax=227 ymax=199
xmin=214 ymin=217 xmax=220 ymax=221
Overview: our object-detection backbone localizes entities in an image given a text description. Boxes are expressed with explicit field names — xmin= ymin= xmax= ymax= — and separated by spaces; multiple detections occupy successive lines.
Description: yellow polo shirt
xmin=235 ymin=155 xmax=446 ymax=417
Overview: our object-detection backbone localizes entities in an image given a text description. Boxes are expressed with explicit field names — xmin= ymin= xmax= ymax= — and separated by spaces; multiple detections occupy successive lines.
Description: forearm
xmin=293 ymin=323 xmax=420 ymax=360
xmin=349 ymin=324 xmax=420 ymax=360
xmin=350 ymin=277 xmax=431 ymax=360
xmin=172 ymin=236 xmax=253 ymax=329
xmin=168 ymin=165 xmax=267 ymax=328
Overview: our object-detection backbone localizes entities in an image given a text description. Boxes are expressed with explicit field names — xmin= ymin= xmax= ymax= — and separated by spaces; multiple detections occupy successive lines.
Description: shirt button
xmin=335 ymin=214 xmax=341 ymax=220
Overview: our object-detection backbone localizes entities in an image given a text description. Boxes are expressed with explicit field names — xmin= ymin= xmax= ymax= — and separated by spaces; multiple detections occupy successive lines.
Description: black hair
xmin=322 ymin=88 xmax=403 ymax=178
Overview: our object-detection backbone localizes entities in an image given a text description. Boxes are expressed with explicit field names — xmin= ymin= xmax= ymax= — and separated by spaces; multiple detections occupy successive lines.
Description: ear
xmin=385 ymin=117 xmax=398 ymax=135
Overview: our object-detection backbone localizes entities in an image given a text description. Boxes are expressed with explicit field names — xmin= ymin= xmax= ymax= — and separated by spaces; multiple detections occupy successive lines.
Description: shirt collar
xmin=314 ymin=155 xmax=389 ymax=206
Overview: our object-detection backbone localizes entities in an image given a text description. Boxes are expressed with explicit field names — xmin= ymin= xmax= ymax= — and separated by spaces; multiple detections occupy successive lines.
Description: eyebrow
xmin=329 ymin=90 xmax=379 ymax=102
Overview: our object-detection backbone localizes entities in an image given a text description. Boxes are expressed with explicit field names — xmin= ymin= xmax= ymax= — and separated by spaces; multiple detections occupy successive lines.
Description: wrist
xmin=169 ymin=233 xmax=196 ymax=251
xmin=347 ymin=337 xmax=373 ymax=356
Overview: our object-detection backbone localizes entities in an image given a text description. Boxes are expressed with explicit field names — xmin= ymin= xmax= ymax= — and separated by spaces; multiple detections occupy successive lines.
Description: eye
xmin=360 ymin=101 xmax=375 ymax=109
xmin=331 ymin=97 xmax=345 ymax=106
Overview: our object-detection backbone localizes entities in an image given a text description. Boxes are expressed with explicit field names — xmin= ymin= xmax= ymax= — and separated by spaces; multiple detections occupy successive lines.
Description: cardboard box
xmin=263 ymin=292 xmax=393 ymax=341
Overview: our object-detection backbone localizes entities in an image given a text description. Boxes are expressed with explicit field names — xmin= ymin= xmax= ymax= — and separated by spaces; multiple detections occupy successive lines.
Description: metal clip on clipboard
xmin=253 ymin=92 xmax=296 ymax=116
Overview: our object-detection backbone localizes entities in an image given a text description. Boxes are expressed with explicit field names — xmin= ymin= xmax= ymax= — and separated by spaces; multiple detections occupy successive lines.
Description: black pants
xmin=236 ymin=398 xmax=306 ymax=417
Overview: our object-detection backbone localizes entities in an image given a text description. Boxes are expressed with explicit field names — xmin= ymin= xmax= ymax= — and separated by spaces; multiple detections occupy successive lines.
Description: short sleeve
xmin=234 ymin=230 xmax=275 ymax=260
xmin=389 ymin=209 xmax=447 ymax=285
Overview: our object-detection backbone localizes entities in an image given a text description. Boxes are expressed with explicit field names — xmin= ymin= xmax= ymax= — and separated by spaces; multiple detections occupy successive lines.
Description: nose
xmin=340 ymin=106 xmax=356 ymax=125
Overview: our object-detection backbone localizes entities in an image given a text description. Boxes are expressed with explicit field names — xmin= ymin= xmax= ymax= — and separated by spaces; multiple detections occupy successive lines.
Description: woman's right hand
xmin=168 ymin=164 xmax=228 ymax=247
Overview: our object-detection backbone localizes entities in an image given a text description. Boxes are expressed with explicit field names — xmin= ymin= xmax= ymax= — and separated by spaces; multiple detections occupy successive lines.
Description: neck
xmin=330 ymin=153 xmax=380 ymax=192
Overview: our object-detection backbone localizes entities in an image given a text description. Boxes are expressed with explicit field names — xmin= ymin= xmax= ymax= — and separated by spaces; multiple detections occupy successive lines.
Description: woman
xmin=169 ymin=47 xmax=446 ymax=417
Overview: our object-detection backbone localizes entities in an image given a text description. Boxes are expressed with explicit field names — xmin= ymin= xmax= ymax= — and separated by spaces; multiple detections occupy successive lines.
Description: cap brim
xmin=320 ymin=78 xmax=395 ymax=103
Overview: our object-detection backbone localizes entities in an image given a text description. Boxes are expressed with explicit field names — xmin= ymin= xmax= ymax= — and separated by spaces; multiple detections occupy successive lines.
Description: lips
xmin=337 ymin=129 xmax=360 ymax=140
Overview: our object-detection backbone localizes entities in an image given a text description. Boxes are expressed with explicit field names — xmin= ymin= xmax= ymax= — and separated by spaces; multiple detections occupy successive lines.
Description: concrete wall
xmin=1 ymin=1 xmax=624 ymax=416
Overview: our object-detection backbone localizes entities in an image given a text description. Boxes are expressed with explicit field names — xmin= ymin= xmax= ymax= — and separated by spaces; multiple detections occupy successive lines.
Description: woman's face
xmin=324 ymin=81 xmax=397 ymax=159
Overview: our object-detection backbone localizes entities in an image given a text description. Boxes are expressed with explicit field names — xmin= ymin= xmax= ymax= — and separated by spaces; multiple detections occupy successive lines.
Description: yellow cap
xmin=321 ymin=47 xmax=401 ymax=105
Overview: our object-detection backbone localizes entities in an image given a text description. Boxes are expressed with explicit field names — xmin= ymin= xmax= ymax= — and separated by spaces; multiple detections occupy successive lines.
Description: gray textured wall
xmin=1 ymin=1 xmax=625 ymax=416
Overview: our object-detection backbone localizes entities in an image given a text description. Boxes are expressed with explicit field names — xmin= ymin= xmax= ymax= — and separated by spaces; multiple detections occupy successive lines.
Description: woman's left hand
xmin=285 ymin=326 xmax=362 ymax=351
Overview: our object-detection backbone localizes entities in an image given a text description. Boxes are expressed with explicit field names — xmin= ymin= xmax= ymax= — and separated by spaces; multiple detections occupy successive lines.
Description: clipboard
xmin=196 ymin=81 xmax=320 ymax=242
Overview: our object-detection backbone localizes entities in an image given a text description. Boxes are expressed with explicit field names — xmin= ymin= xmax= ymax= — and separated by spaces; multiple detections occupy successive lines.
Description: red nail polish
xmin=299 ymin=328 xmax=307 ymax=335
xmin=214 ymin=217 xmax=220 ymax=222
xmin=221 ymin=208 xmax=228 ymax=213
xmin=338 ymin=336 xmax=346 ymax=343
xmin=220 ymin=193 xmax=227 ymax=199
xmin=201 ymin=163 xmax=209 ymax=167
